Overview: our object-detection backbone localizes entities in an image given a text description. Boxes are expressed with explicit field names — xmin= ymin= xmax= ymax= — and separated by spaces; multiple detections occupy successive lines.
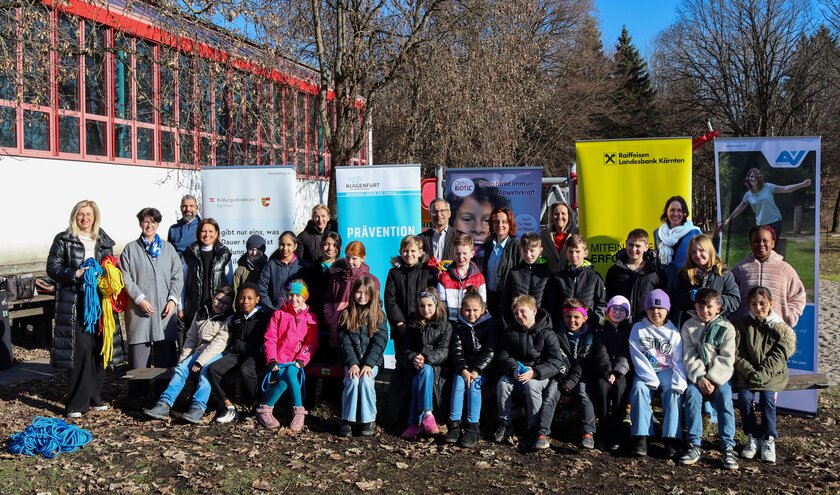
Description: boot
xmin=458 ymin=422 xmax=480 ymax=448
xmin=444 ymin=420 xmax=461 ymax=444
xmin=290 ymin=406 xmax=308 ymax=432
xmin=256 ymin=405 xmax=280 ymax=429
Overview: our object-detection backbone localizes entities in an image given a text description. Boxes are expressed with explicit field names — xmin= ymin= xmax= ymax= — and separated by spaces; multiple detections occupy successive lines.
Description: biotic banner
xmin=575 ymin=138 xmax=693 ymax=277
xmin=336 ymin=164 xmax=422 ymax=368
xmin=715 ymin=137 xmax=821 ymax=415
xmin=201 ymin=165 xmax=297 ymax=258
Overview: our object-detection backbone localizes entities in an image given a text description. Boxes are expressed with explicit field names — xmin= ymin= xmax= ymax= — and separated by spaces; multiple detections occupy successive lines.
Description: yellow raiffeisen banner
xmin=576 ymin=138 xmax=693 ymax=277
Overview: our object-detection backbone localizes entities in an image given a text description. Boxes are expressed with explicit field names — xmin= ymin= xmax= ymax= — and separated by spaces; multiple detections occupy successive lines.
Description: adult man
xmin=167 ymin=195 xmax=201 ymax=257
xmin=420 ymin=198 xmax=459 ymax=261
xmin=296 ymin=204 xmax=338 ymax=262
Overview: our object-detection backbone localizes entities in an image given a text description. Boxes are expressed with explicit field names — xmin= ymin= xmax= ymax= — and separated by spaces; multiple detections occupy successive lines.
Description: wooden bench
xmin=123 ymin=367 xmax=175 ymax=398
xmin=784 ymin=372 xmax=833 ymax=391
xmin=9 ymin=294 xmax=55 ymax=348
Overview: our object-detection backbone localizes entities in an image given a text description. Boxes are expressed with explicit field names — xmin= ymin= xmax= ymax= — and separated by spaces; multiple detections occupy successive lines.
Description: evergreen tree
xmin=608 ymin=26 xmax=660 ymax=137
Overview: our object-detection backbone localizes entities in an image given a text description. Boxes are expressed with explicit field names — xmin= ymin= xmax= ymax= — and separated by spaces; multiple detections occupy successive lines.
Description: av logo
xmin=775 ymin=150 xmax=807 ymax=167
xmin=604 ymin=153 xmax=616 ymax=165
xmin=261 ymin=197 xmax=271 ymax=207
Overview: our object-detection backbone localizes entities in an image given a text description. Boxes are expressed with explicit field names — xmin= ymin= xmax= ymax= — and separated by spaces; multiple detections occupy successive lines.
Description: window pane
xmin=200 ymin=136 xmax=211 ymax=166
xmin=160 ymin=47 xmax=176 ymax=127
xmin=230 ymin=141 xmax=243 ymax=165
xmin=198 ymin=59 xmax=213 ymax=133
xmin=296 ymin=92 xmax=306 ymax=150
xmin=115 ymin=123 xmax=131 ymax=158
xmin=21 ymin=5 xmax=50 ymax=106
xmin=273 ymin=85 xmax=283 ymax=146
xmin=136 ymin=39 xmax=154 ymax=124
xmin=215 ymin=139 xmax=228 ymax=166
xmin=0 ymin=106 xmax=16 ymax=147
xmin=113 ymin=34 xmax=132 ymax=120
xmin=57 ymin=15 xmax=79 ymax=111
xmin=285 ymin=89 xmax=295 ymax=149
xmin=215 ymin=78 xmax=228 ymax=136
xmin=0 ymin=8 xmax=16 ymax=100
xmin=297 ymin=152 xmax=305 ymax=175
xmin=23 ymin=110 xmax=49 ymax=150
xmin=179 ymin=132 xmax=193 ymax=165
xmin=137 ymin=127 xmax=154 ymax=161
xmin=84 ymin=22 xmax=107 ymax=115
xmin=59 ymin=116 xmax=80 ymax=153
xmin=161 ymin=131 xmax=174 ymax=162
xmin=85 ymin=120 xmax=106 ymax=156
xmin=178 ymin=54 xmax=193 ymax=130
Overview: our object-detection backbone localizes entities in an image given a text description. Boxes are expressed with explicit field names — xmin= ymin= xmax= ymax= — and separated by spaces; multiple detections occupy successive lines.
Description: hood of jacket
xmin=329 ymin=258 xmax=372 ymax=279
xmin=446 ymin=261 xmax=481 ymax=281
xmin=237 ymin=252 xmax=268 ymax=269
xmin=457 ymin=310 xmax=493 ymax=328
xmin=614 ymin=248 xmax=659 ymax=274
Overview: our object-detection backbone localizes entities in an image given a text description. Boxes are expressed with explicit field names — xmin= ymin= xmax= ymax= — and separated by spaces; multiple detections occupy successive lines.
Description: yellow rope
xmin=98 ymin=258 xmax=124 ymax=367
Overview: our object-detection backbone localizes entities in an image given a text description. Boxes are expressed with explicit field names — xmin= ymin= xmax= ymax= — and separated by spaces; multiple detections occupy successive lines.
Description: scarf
xmin=142 ymin=234 xmax=162 ymax=258
xmin=245 ymin=253 xmax=267 ymax=272
xmin=699 ymin=314 xmax=728 ymax=366
xmin=657 ymin=220 xmax=696 ymax=265
xmin=553 ymin=232 xmax=568 ymax=252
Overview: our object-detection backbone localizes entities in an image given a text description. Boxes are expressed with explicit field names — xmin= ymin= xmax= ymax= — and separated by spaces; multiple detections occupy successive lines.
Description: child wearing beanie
xmin=233 ymin=235 xmax=267 ymax=294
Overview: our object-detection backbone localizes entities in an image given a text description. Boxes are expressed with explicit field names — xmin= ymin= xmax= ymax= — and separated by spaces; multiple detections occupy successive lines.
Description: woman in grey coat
xmin=120 ymin=207 xmax=184 ymax=369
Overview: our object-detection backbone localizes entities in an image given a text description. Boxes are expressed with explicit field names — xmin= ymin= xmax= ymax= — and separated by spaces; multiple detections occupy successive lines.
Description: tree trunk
xmin=832 ymin=189 xmax=840 ymax=233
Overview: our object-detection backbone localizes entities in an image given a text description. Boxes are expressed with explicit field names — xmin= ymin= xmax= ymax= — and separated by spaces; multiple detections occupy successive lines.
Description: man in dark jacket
xmin=296 ymin=204 xmax=338 ymax=263
xmin=605 ymin=229 xmax=668 ymax=323
xmin=167 ymin=194 xmax=200 ymax=257
xmin=420 ymin=199 xmax=460 ymax=262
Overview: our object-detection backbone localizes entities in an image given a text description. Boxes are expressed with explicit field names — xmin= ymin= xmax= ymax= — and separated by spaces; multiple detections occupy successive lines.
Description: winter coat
xmin=399 ymin=319 xmax=453 ymax=403
xmin=671 ymin=268 xmax=740 ymax=328
xmin=384 ymin=257 xmax=438 ymax=336
xmin=654 ymin=226 xmax=702 ymax=290
xmin=629 ymin=318 xmax=687 ymax=393
xmin=592 ymin=320 xmax=632 ymax=380
xmin=225 ymin=307 xmax=271 ymax=358
xmin=539 ymin=226 xmax=575 ymax=274
xmin=167 ymin=216 xmax=200 ymax=256
xmin=339 ymin=317 xmax=389 ymax=369
xmin=561 ymin=323 xmax=594 ymax=391
xmin=232 ymin=252 xmax=267 ymax=294
xmin=549 ymin=261 xmax=607 ymax=324
xmin=296 ymin=219 xmax=338 ymax=263
xmin=437 ymin=262 xmax=487 ymax=321
xmin=419 ymin=227 xmax=462 ymax=262
xmin=323 ymin=259 xmax=380 ymax=337
xmin=497 ymin=309 xmax=569 ymax=381
xmin=481 ymin=236 xmax=521 ymax=296
xmin=501 ymin=259 xmax=552 ymax=326
xmin=733 ymin=312 xmax=796 ymax=391
xmin=605 ymin=249 xmax=668 ymax=323
xmin=449 ymin=312 xmax=496 ymax=374
xmin=730 ymin=251 xmax=806 ymax=327
xmin=182 ymin=242 xmax=232 ymax=325
xmin=120 ymin=238 xmax=184 ymax=344
xmin=257 ymin=253 xmax=307 ymax=311
xmin=47 ymin=229 xmax=124 ymax=369
xmin=264 ymin=304 xmax=319 ymax=367
xmin=681 ymin=312 xmax=736 ymax=386
xmin=179 ymin=304 xmax=232 ymax=366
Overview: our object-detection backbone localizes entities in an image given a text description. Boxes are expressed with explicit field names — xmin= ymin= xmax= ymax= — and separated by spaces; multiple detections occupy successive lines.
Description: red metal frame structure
xmin=0 ymin=0 xmax=368 ymax=177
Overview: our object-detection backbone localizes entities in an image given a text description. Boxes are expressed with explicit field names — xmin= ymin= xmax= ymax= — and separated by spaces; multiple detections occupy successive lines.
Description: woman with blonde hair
xmin=671 ymin=234 xmax=740 ymax=327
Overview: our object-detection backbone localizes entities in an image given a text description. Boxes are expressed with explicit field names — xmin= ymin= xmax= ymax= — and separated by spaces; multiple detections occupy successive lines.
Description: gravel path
xmin=819 ymin=279 xmax=840 ymax=382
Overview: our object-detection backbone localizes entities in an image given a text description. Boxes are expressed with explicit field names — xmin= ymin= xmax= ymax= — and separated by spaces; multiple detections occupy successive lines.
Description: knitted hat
xmin=644 ymin=289 xmax=670 ymax=311
xmin=246 ymin=234 xmax=266 ymax=251
xmin=607 ymin=295 xmax=631 ymax=315
xmin=285 ymin=280 xmax=309 ymax=301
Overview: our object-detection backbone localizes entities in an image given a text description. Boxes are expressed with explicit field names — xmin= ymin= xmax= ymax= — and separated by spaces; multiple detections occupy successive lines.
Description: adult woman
xmin=654 ymin=195 xmax=702 ymax=290
xmin=730 ymin=225 xmax=806 ymax=327
xmin=482 ymin=208 xmax=521 ymax=320
xmin=540 ymin=201 xmax=578 ymax=274
xmin=297 ymin=204 xmax=338 ymax=263
xmin=120 ymin=207 xmax=184 ymax=369
xmin=181 ymin=218 xmax=232 ymax=331
xmin=718 ymin=167 xmax=811 ymax=239
xmin=47 ymin=200 xmax=122 ymax=418
xmin=671 ymin=234 xmax=740 ymax=328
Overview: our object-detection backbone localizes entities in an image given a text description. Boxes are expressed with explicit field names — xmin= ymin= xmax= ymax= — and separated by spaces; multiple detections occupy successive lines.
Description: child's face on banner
xmin=453 ymin=196 xmax=492 ymax=244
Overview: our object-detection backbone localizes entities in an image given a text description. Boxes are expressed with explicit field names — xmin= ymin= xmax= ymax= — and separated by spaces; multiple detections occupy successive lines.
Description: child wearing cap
xmin=591 ymin=295 xmax=633 ymax=451
xmin=256 ymin=279 xmax=319 ymax=431
xmin=628 ymin=289 xmax=687 ymax=458
xmin=233 ymin=234 xmax=268 ymax=294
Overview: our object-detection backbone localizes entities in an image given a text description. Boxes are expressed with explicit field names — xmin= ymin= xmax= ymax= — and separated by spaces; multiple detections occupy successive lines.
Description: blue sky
xmin=595 ymin=0 xmax=681 ymax=59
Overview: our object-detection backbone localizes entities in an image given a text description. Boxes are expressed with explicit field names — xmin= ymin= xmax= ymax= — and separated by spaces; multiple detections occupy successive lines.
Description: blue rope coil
xmin=81 ymin=257 xmax=103 ymax=333
xmin=8 ymin=417 xmax=93 ymax=458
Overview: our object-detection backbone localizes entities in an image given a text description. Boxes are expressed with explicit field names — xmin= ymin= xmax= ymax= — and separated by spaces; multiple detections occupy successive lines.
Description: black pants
xmin=206 ymin=353 xmax=261 ymax=408
xmin=66 ymin=324 xmax=106 ymax=415
xmin=591 ymin=374 xmax=628 ymax=438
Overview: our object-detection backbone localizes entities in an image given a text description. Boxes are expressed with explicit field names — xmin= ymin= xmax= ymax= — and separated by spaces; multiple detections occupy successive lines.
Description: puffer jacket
xmin=232 ymin=252 xmax=267 ymax=294
xmin=226 ymin=307 xmax=271 ymax=358
xmin=592 ymin=320 xmax=632 ymax=380
xmin=264 ymin=304 xmax=319 ymax=367
xmin=384 ymin=256 xmax=438 ymax=333
xmin=680 ymin=312 xmax=736 ymax=386
xmin=730 ymin=251 xmax=806 ymax=327
xmin=323 ymin=259 xmax=380 ymax=337
xmin=296 ymin=219 xmax=338 ymax=263
xmin=561 ymin=322 xmax=593 ymax=391
xmin=501 ymin=259 xmax=552 ymax=324
xmin=437 ymin=261 xmax=487 ymax=321
xmin=47 ymin=229 xmax=125 ymax=369
xmin=671 ymin=268 xmax=740 ymax=328
xmin=179 ymin=304 xmax=232 ymax=366
xmin=497 ymin=309 xmax=569 ymax=380
xmin=339 ymin=317 xmax=389 ymax=369
xmin=550 ymin=261 xmax=607 ymax=324
xmin=605 ymin=249 xmax=667 ymax=323
xmin=733 ymin=312 xmax=796 ymax=391
xmin=399 ymin=319 xmax=453 ymax=405
xmin=450 ymin=312 xmax=496 ymax=374
xmin=257 ymin=253 xmax=307 ymax=311
xmin=182 ymin=242 xmax=232 ymax=324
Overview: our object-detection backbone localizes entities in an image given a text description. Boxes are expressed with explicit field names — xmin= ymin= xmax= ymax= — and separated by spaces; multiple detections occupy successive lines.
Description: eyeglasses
xmin=213 ymin=297 xmax=232 ymax=306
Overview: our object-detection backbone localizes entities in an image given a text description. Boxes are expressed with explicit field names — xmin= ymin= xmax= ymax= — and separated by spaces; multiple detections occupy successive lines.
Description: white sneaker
xmin=741 ymin=434 xmax=760 ymax=459
xmin=215 ymin=405 xmax=237 ymax=424
xmin=66 ymin=411 xmax=82 ymax=419
xmin=760 ymin=436 xmax=776 ymax=463
xmin=91 ymin=404 xmax=109 ymax=412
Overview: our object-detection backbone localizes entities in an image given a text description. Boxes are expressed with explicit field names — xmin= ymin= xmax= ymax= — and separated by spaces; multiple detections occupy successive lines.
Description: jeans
xmin=570 ymin=381 xmax=596 ymax=435
xmin=263 ymin=364 xmax=303 ymax=407
xmin=450 ymin=373 xmax=484 ymax=423
xmin=342 ymin=366 xmax=379 ymax=423
xmin=736 ymin=389 xmax=778 ymax=439
xmin=629 ymin=370 xmax=683 ymax=439
xmin=408 ymin=364 xmax=435 ymax=425
xmin=159 ymin=352 xmax=223 ymax=412
xmin=685 ymin=381 xmax=735 ymax=449
xmin=497 ymin=374 xmax=560 ymax=436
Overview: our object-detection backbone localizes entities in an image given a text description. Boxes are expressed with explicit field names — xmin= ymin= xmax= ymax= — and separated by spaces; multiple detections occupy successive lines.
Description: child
xmin=629 ymin=289 xmax=686 ymax=457
xmin=501 ymin=232 xmax=552 ymax=327
xmin=256 ymin=280 xmax=319 ymax=431
xmin=384 ymin=235 xmax=439 ymax=347
xmin=495 ymin=295 xmax=569 ymax=450
xmin=257 ymin=231 xmax=307 ymax=311
xmin=591 ymin=295 xmax=633 ymax=451
xmin=233 ymin=235 xmax=267 ymax=294
xmin=558 ymin=298 xmax=597 ymax=449
xmin=324 ymin=241 xmax=380 ymax=347
xmin=733 ymin=286 xmax=796 ymax=464
xmin=445 ymin=288 xmax=496 ymax=448
xmin=338 ymin=276 xmax=389 ymax=437
xmin=399 ymin=288 xmax=452 ymax=439
xmin=206 ymin=282 xmax=272 ymax=423
xmin=438 ymin=233 xmax=487 ymax=321
xmin=672 ymin=234 xmax=741 ymax=328
xmin=550 ymin=234 xmax=607 ymax=325
xmin=679 ymin=288 xmax=738 ymax=469
xmin=144 ymin=286 xmax=234 ymax=423
xmin=605 ymin=229 xmax=668 ymax=322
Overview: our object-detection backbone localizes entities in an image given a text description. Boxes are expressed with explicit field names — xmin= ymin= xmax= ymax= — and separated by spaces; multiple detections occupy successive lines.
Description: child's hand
xmin=347 ymin=364 xmax=361 ymax=379
xmin=413 ymin=354 xmax=425 ymax=369
xmin=360 ymin=365 xmax=374 ymax=377
xmin=461 ymin=369 xmax=472 ymax=387
xmin=607 ymin=374 xmax=616 ymax=385
xmin=516 ymin=368 xmax=534 ymax=384
xmin=191 ymin=363 xmax=202 ymax=373
xmin=698 ymin=377 xmax=715 ymax=395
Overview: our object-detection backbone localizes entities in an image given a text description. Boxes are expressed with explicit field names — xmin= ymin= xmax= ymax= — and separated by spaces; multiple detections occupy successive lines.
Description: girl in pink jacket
xmin=256 ymin=280 xmax=319 ymax=431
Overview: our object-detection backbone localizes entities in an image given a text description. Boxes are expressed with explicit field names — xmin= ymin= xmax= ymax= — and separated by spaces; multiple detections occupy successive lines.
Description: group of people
xmin=46 ymin=193 xmax=805 ymax=468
